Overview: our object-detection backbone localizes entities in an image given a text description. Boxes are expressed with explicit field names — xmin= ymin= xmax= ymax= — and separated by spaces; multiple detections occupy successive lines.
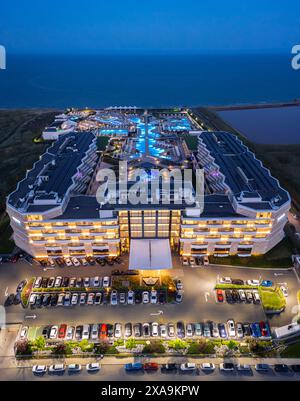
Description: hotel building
xmin=6 ymin=109 xmax=290 ymax=268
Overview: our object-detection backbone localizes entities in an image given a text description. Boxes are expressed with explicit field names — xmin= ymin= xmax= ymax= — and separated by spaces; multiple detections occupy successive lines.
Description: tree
xmin=15 ymin=339 xmax=32 ymax=356
xmin=34 ymin=336 xmax=46 ymax=352
xmin=125 ymin=339 xmax=137 ymax=350
xmin=143 ymin=340 xmax=165 ymax=354
xmin=168 ymin=339 xmax=188 ymax=351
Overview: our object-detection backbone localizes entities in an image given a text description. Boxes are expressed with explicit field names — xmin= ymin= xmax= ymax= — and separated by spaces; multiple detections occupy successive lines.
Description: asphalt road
xmin=1 ymin=364 xmax=300 ymax=381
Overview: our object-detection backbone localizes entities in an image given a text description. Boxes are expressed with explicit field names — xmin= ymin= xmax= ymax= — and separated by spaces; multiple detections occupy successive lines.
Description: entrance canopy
xmin=129 ymin=239 xmax=173 ymax=270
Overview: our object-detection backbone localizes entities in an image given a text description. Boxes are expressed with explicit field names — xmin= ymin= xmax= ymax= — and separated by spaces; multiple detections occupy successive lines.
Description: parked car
xmin=29 ymin=293 xmax=37 ymax=306
xmin=182 ymin=257 xmax=189 ymax=266
xmin=100 ymin=324 xmax=108 ymax=340
xmin=87 ymin=293 xmax=95 ymax=305
xmin=82 ymin=325 xmax=90 ymax=340
xmin=201 ymin=363 xmax=215 ymax=371
xmin=125 ymin=363 xmax=143 ymax=372
xmin=58 ymin=324 xmax=67 ymax=339
xmin=64 ymin=258 xmax=73 ymax=267
xmin=255 ymin=363 xmax=270 ymax=372
xmin=253 ymin=290 xmax=261 ymax=304
xmin=125 ymin=323 xmax=132 ymax=338
xmin=75 ymin=325 xmax=83 ymax=340
xmin=280 ymin=286 xmax=289 ymax=297
xmin=20 ymin=326 xmax=28 ymax=340
xmin=93 ymin=276 xmax=101 ymax=287
xmin=50 ymin=294 xmax=58 ymax=307
xmin=232 ymin=279 xmax=244 ymax=286
xmin=245 ymin=290 xmax=254 ymax=303
xmin=91 ymin=324 xmax=99 ymax=340
xmin=61 ymin=277 xmax=69 ymax=287
xmin=49 ymin=325 xmax=58 ymax=339
xmin=247 ymin=279 xmax=260 ymax=286
xmin=220 ymin=277 xmax=232 ymax=284
xmin=189 ymin=257 xmax=196 ymax=266
xmin=203 ymin=322 xmax=211 ymax=338
xmin=71 ymin=257 xmax=80 ymax=267
xmin=81 ymin=258 xmax=88 ymax=266
xmin=242 ymin=323 xmax=252 ymax=337
xmin=218 ymin=323 xmax=227 ymax=338
xmin=76 ymin=278 xmax=83 ymax=288
xmin=216 ymin=289 xmax=224 ymax=303
xmin=71 ymin=293 xmax=79 ymax=305
xmin=175 ymin=291 xmax=183 ymax=303
xmin=94 ymin=292 xmax=102 ymax=305
xmin=57 ymin=293 xmax=65 ymax=306
xmin=32 ymin=365 xmax=47 ymax=375
xmin=251 ymin=322 xmax=261 ymax=338
xmin=161 ymin=363 xmax=177 ymax=372
xmin=142 ymin=291 xmax=150 ymax=304
xmin=69 ymin=277 xmax=76 ymax=288
xmin=127 ymin=290 xmax=134 ymax=304
xmin=68 ymin=364 xmax=81 ymax=373
xmin=150 ymin=290 xmax=157 ymax=304
xmin=220 ymin=363 xmax=235 ymax=372
xmin=110 ymin=290 xmax=118 ymax=305
xmin=180 ymin=363 xmax=197 ymax=372
xmin=66 ymin=326 xmax=75 ymax=340
xmin=133 ymin=323 xmax=142 ymax=337
xmin=107 ymin=324 xmax=114 ymax=338
xmin=176 ymin=279 xmax=184 ymax=291
xmin=168 ymin=323 xmax=176 ymax=338
xmin=261 ymin=280 xmax=273 ymax=288
xmin=49 ymin=364 xmax=65 ymax=374
xmin=143 ymin=323 xmax=150 ymax=337
xmin=225 ymin=290 xmax=233 ymax=304
xmin=64 ymin=292 xmax=71 ymax=306
xmin=186 ymin=323 xmax=194 ymax=337
xmin=237 ymin=364 xmax=251 ymax=372
xmin=54 ymin=276 xmax=62 ymax=288
xmin=160 ymin=324 xmax=167 ymax=338
xmin=103 ymin=276 xmax=110 ymax=288
xmin=227 ymin=320 xmax=236 ymax=337
xmin=238 ymin=289 xmax=246 ymax=302
xmin=86 ymin=363 xmax=100 ymax=372
xmin=84 ymin=277 xmax=90 ymax=287
xmin=34 ymin=277 xmax=42 ymax=288
xmin=47 ymin=277 xmax=55 ymax=288
xmin=176 ymin=321 xmax=185 ymax=338
xmin=79 ymin=293 xmax=87 ymax=305
xmin=144 ymin=362 xmax=159 ymax=371
xmin=17 ymin=280 xmax=27 ymax=292
xmin=114 ymin=323 xmax=122 ymax=338
xmin=151 ymin=322 xmax=159 ymax=337
xmin=119 ymin=292 xmax=126 ymax=304
xmin=236 ymin=323 xmax=244 ymax=338
xmin=274 ymin=364 xmax=289 ymax=373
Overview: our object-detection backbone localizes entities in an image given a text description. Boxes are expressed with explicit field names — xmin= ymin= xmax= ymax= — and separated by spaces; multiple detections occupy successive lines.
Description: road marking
xmin=204 ymin=292 xmax=210 ymax=302
xmin=43 ymin=267 xmax=54 ymax=271
xmin=4 ymin=287 xmax=9 ymax=297
xmin=150 ymin=310 xmax=163 ymax=316
xmin=24 ymin=315 xmax=37 ymax=320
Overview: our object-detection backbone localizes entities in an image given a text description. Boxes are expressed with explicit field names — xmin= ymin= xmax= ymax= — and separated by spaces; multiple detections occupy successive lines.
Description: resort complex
xmin=6 ymin=108 xmax=290 ymax=267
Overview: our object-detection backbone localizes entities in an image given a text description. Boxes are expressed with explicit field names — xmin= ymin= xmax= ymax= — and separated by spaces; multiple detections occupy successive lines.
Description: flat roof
xmin=129 ymin=239 xmax=173 ymax=270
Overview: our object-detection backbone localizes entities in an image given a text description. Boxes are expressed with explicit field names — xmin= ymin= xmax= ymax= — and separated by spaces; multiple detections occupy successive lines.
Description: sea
xmin=0 ymin=53 xmax=300 ymax=109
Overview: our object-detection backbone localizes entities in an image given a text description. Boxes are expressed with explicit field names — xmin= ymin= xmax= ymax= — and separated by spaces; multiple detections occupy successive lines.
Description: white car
xmin=48 ymin=259 xmax=56 ymax=267
xmin=176 ymin=279 xmax=184 ymax=291
xmin=79 ymin=293 xmax=87 ymax=305
xmin=142 ymin=291 xmax=150 ymax=304
xmin=68 ymin=364 xmax=82 ymax=373
xmin=49 ymin=364 xmax=65 ymax=374
xmin=93 ymin=276 xmax=100 ymax=287
xmin=220 ymin=277 xmax=232 ymax=284
xmin=236 ymin=323 xmax=244 ymax=338
xmin=54 ymin=276 xmax=62 ymax=288
xmin=150 ymin=290 xmax=157 ymax=304
xmin=103 ymin=276 xmax=110 ymax=288
xmin=247 ymin=279 xmax=260 ymax=286
xmin=71 ymin=293 xmax=79 ymax=305
xmin=64 ymin=258 xmax=73 ymax=267
xmin=180 ymin=363 xmax=197 ymax=371
xmin=227 ymin=320 xmax=236 ymax=337
xmin=34 ymin=277 xmax=42 ymax=288
xmin=84 ymin=277 xmax=90 ymax=287
xmin=119 ymin=292 xmax=126 ymax=304
xmin=110 ymin=290 xmax=118 ymax=305
xmin=237 ymin=364 xmax=251 ymax=372
xmin=212 ymin=322 xmax=219 ymax=338
xmin=20 ymin=326 xmax=28 ymax=340
xmin=114 ymin=323 xmax=122 ymax=338
xmin=49 ymin=326 xmax=58 ymax=339
xmin=201 ymin=363 xmax=215 ymax=371
xmin=29 ymin=293 xmax=37 ymax=305
xmin=57 ymin=293 xmax=64 ymax=306
xmin=82 ymin=325 xmax=90 ymax=340
xmin=86 ymin=363 xmax=100 ymax=372
xmin=66 ymin=326 xmax=75 ymax=340
xmin=168 ymin=323 xmax=176 ymax=338
xmin=182 ymin=257 xmax=189 ymax=266
xmin=81 ymin=258 xmax=88 ymax=266
xmin=91 ymin=324 xmax=99 ymax=340
xmin=160 ymin=324 xmax=167 ymax=338
xmin=189 ymin=257 xmax=196 ymax=266
xmin=71 ymin=257 xmax=80 ymax=267
xmin=253 ymin=290 xmax=261 ymax=304
xmin=151 ymin=322 xmax=159 ymax=337
xmin=186 ymin=323 xmax=194 ymax=338
xmin=32 ymin=365 xmax=47 ymax=375
xmin=87 ymin=293 xmax=95 ymax=305
xmin=280 ymin=286 xmax=289 ymax=297
xmin=127 ymin=290 xmax=134 ymax=304
xmin=238 ymin=289 xmax=246 ymax=302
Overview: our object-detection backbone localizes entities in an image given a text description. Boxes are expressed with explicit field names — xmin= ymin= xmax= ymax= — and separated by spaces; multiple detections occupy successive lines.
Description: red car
xmin=143 ymin=363 xmax=159 ymax=371
xmin=100 ymin=324 xmax=107 ymax=340
xmin=58 ymin=324 xmax=67 ymax=339
xmin=216 ymin=289 xmax=224 ymax=303
xmin=259 ymin=321 xmax=268 ymax=337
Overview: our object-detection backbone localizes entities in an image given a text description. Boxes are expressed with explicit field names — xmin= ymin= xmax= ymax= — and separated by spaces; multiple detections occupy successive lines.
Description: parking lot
xmin=1 ymin=258 xmax=300 ymax=332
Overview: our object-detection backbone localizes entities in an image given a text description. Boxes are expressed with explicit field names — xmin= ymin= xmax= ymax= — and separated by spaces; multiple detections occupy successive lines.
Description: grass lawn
xmin=259 ymin=287 xmax=287 ymax=311
xmin=281 ymin=342 xmax=300 ymax=358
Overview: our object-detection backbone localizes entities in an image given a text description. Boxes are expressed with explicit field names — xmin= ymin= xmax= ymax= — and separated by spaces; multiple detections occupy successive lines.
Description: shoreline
xmin=209 ymin=100 xmax=300 ymax=112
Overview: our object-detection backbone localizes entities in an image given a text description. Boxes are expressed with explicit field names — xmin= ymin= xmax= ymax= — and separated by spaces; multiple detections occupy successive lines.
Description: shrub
xmin=15 ymin=340 xmax=32 ymax=356
xmin=143 ymin=340 xmax=165 ymax=354
xmin=168 ymin=339 xmax=188 ymax=350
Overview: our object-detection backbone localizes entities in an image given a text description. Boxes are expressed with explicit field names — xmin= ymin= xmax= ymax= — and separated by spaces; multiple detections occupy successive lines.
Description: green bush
xmin=260 ymin=287 xmax=286 ymax=311
xmin=168 ymin=339 xmax=188 ymax=350
xmin=143 ymin=340 xmax=165 ymax=354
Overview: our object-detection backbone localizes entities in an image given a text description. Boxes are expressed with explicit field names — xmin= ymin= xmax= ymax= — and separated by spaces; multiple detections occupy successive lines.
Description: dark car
xmin=242 ymin=323 xmax=252 ymax=337
xmin=106 ymin=258 xmax=114 ymax=266
xmin=231 ymin=279 xmax=245 ymax=286
xmin=95 ymin=293 xmax=102 ymax=304
xmin=56 ymin=258 xmax=65 ymax=267
xmin=86 ymin=256 xmax=96 ymax=265
xmin=62 ymin=277 xmax=69 ymax=287
xmin=107 ymin=324 xmax=114 ymax=338
xmin=161 ymin=364 xmax=177 ymax=372
xmin=158 ymin=290 xmax=166 ymax=304
xmin=274 ymin=364 xmax=290 ymax=373
xmin=42 ymin=294 xmax=51 ymax=307
xmin=42 ymin=326 xmax=51 ymax=339
xmin=13 ymin=293 xmax=22 ymax=305
xmin=102 ymin=291 xmax=109 ymax=305
xmin=225 ymin=290 xmax=233 ymax=304
xmin=75 ymin=325 xmax=83 ymax=340
xmin=291 ymin=365 xmax=300 ymax=373
xmin=41 ymin=278 xmax=48 ymax=288
xmin=16 ymin=280 xmax=27 ymax=293
xmin=231 ymin=289 xmax=240 ymax=302
xmin=36 ymin=294 xmax=44 ymax=308
xmin=135 ymin=290 xmax=142 ymax=304
xmin=176 ymin=321 xmax=185 ymax=338
xmin=50 ymin=294 xmax=58 ymax=307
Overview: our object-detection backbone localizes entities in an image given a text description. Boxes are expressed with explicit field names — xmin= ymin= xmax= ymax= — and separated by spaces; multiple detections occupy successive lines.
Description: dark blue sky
xmin=1 ymin=0 xmax=300 ymax=54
